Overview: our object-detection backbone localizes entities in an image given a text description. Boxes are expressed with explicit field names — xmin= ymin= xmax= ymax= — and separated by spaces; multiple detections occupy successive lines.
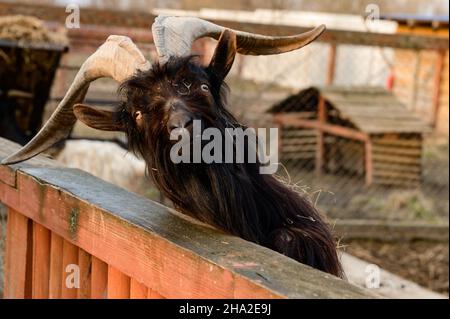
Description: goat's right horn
xmin=1 ymin=35 xmax=150 ymax=165
xmin=152 ymin=15 xmax=325 ymax=64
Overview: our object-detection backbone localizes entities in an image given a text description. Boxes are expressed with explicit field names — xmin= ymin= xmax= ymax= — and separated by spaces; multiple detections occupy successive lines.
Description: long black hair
xmin=117 ymin=55 xmax=343 ymax=277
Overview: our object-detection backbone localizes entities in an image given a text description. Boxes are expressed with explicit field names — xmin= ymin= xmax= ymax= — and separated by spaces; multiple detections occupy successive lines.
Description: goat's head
xmin=1 ymin=15 xmax=325 ymax=165
xmin=74 ymin=30 xmax=240 ymax=166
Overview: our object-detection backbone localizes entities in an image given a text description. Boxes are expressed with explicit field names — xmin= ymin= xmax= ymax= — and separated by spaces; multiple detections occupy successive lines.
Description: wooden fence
xmin=0 ymin=137 xmax=374 ymax=299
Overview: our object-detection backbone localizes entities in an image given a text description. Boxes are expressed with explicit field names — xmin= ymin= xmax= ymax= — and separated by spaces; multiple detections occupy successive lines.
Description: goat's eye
xmin=200 ymin=84 xmax=209 ymax=92
xmin=134 ymin=111 xmax=142 ymax=120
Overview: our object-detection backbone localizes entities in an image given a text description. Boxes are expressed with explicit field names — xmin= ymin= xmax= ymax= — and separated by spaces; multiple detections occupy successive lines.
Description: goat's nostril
xmin=168 ymin=115 xmax=193 ymax=133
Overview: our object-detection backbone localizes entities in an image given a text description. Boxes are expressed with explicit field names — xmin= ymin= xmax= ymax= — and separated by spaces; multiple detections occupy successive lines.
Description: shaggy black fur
xmin=117 ymin=56 xmax=343 ymax=277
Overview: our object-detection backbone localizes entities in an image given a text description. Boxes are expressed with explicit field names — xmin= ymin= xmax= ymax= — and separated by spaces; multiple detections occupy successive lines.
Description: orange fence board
xmin=107 ymin=266 xmax=130 ymax=299
xmin=49 ymin=233 xmax=63 ymax=299
xmin=3 ymin=209 xmax=31 ymax=299
xmin=32 ymin=222 xmax=51 ymax=298
xmin=77 ymin=249 xmax=92 ymax=299
xmin=91 ymin=256 xmax=108 ymax=299
xmin=61 ymin=240 xmax=79 ymax=299
xmin=130 ymin=279 xmax=148 ymax=299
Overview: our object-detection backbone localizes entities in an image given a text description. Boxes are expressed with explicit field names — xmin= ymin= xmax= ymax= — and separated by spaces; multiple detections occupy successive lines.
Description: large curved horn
xmin=2 ymin=35 xmax=150 ymax=165
xmin=152 ymin=15 xmax=326 ymax=63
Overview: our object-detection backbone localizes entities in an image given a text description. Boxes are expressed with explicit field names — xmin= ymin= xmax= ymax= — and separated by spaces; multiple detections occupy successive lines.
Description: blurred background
xmin=0 ymin=0 xmax=448 ymax=298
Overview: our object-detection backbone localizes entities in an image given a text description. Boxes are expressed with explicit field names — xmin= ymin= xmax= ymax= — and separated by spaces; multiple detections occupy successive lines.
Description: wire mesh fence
xmin=223 ymin=40 xmax=449 ymax=224
xmin=40 ymin=28 xmax=449 ymax=224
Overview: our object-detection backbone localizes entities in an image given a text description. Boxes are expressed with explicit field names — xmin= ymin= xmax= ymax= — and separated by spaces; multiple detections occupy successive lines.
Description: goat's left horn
xmin=152 ymin=15 xmax=325 ymax=63
xmin=1 ymin=35 xmax=150 ymax=165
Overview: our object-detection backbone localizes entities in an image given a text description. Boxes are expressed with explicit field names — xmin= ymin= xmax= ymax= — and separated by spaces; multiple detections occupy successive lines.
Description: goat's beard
xmin=132 ymin=119 xmax=343 ymax=278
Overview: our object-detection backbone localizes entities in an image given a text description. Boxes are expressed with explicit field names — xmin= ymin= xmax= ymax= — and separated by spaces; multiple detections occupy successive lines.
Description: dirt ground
xmin=343 ymin=239 xmax=449 ymax=295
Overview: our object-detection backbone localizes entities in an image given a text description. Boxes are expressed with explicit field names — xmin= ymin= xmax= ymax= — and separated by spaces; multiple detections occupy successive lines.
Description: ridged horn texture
xmin=1 ymin=35 xmax=150 ymax=165
xmin=152 ymin=15 xmax=326 ymax=64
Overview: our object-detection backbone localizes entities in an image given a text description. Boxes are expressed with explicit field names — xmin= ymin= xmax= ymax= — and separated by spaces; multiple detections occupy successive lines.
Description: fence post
xmin=31 ymin=222 xmax=51 ymax=298
xmin=365 ymin=139 xmax=373 ymax=186
xmin=431 ymin=50 xmax=446 ymax=128
xmin=316 ymin=96 xmax=327 ymax=175
xmin=326 ymin=44 xmax=337 ymax=85
xmin=4 ymin=209 xmax=32 ymax=298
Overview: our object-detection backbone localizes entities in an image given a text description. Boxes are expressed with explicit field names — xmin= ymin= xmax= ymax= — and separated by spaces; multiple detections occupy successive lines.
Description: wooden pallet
xmin=371 ymin=135 xmax=422 ymax=187
xmin=281 ymin=127 xmax=317 ymax=161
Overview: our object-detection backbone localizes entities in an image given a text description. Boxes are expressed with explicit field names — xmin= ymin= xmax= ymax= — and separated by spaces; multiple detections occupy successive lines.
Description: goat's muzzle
xmin=166 ymin=99 xmax=196 ymax=135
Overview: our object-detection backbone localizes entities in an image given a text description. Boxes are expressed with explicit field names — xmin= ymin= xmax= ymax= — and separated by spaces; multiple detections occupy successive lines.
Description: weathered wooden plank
xmin=61 ymin=240 xmax=78 ymax=299
xmin=11 ymin=169 xmax=371 ymax=298
xmin=334 ymin=219 xmax=449 ymax=242
xmin=316 ymin=130 xmax=325 ymax=176
xmin=432 ymin=50 xmax=446 ymax=127
xmin=282 ymin=137 xmax=317 ymax=145
xmin=320 ymin=86 xmax=388 ymax=95
xmin=365 ymin=140 xmax=373 ymax=186
xmin=49 ymin=233 xmax=63 ymax=299
xmin=351 ymin=117 xmax=426 ymax=129
xmin=373 ymin=170 xmax=421 ymax=180
xmin=3 ymin=209 xmax=32 ymax=299
xmin=130 ymin=279 xmax=148 ymax=299
xmin=372 ymin=145 xmax=422 ymax=156
xmin=277 ymin=111 xmax=317 ymax=119
xmin=323 ymin=95 xmax=403 ymax=107
xmin=373 ymin=138 xmax=423 ymax=148
xmin=77 ymin=249 xmax=92 ymax=299
xmin=32 ymin=222 xmax=51 ymax=298
xmin=0 ymin=137 xmax=375 ymax=299
xmin=339 ymin=112 xmax=425 ymax=122
xmin=282 ymin=144 xmax=317 ymax=152
xmin=282 ymin=129 xmax=317 ymax=138
xmin=373 ymin=162 xmax=421 ymax=173
xmin=91 ymin=257 xmax=108 ymax=299
xmin=275 ymin=115 xmax=369 ymax=142
xmin=326 ymin=44 xmax=337 ymax=85
xmin=2 ymin=2 xmax=448 ymax=50
xmin=282 ymin=153 xmax=316 ymax=160
xmin=108 ymin=266 xmax=130 ymax=299
xmin=330 ymin=104 xmax=417 ymax=114
xmin=357 ymin=125 xmax=426 ymax=134
xmin=373 ymin=154 xmax=422 ymax=165
xmin=373 ymin=177 xmax=420 ymax=187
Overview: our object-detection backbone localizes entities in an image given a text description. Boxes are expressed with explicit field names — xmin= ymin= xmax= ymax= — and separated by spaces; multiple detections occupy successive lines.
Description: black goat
xmin=2 ymin=17 xmax=342 ymax=277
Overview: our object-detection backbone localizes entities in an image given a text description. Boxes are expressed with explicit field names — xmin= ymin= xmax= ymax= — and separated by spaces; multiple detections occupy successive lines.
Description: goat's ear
xmin=74 ymin=104 xmax=125 ymax=132
xmin=207 ymin=29 xmax=237 ymax=81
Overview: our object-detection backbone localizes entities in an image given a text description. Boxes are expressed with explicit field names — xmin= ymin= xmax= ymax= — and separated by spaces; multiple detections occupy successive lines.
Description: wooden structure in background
xmin=380 ymin=13 xmax=449 ymax=135
xmin=1 ymin=2 xmax=447 ymax=136
xmin=0 ymin=39 xmax=67 ymax=144
xmin=271 ymin=87 xmax=427 ymax=187
xmin=0 ymin=137 xmax=373 ymax=299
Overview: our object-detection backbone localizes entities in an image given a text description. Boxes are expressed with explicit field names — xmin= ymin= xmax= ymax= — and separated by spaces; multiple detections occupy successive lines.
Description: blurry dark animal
xmin=2 ymin=16 xmax=342 ymax=277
